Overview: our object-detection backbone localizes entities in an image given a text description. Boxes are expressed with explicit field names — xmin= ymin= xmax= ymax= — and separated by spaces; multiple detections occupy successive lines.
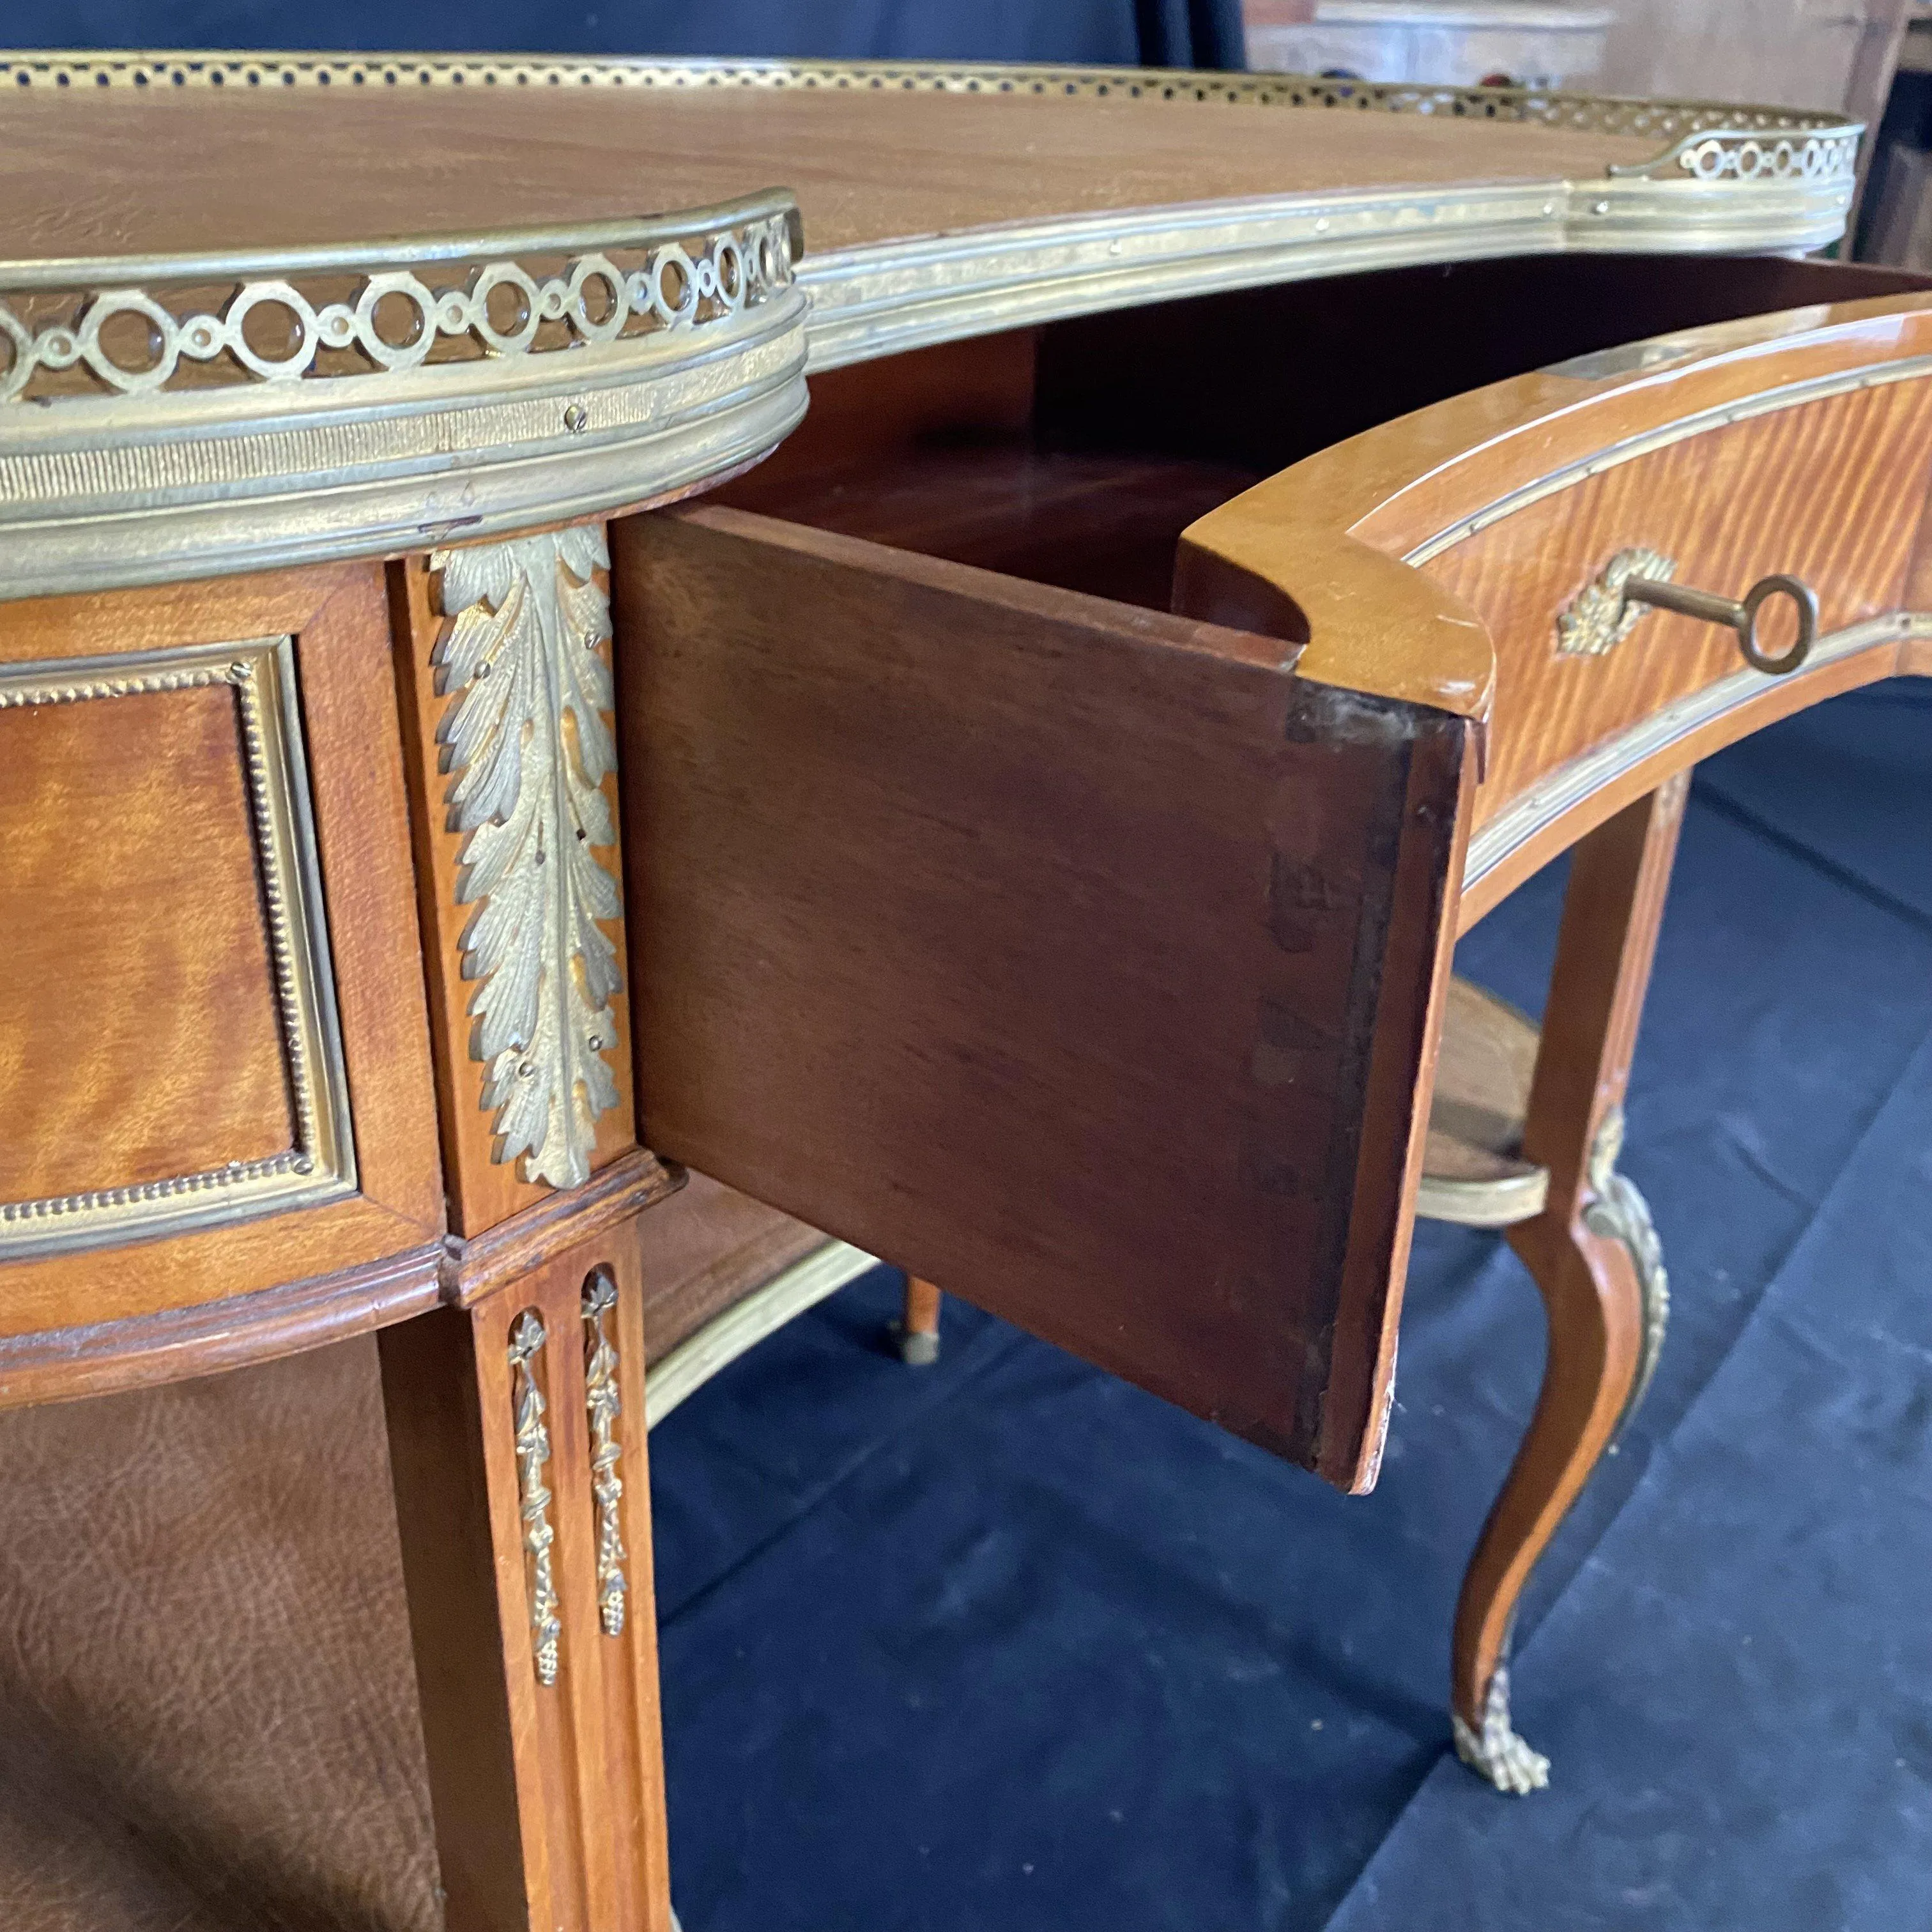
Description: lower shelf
xmin=645 ymin=1237 xmax=877 ymax=1429
xmin=1416 ymin=975 xmax=1549 ymax=1229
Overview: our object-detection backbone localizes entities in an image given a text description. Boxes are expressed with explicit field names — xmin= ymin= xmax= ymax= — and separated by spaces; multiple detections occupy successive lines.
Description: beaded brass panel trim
xmin=0 ymin=635 xmax=356 ymax=1259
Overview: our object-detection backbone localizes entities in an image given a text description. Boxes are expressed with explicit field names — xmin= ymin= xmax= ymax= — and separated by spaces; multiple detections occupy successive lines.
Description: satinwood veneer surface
xmin=0 ymin=684 xmax=295 ymax=1206
xmin=3 ymin=78 xmax=1661 ymax=265
xmin=1176 ymin=289 xmax=1932 ymax=918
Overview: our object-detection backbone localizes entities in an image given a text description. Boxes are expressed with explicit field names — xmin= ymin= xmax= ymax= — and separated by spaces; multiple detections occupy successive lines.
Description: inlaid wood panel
xmin=0 ymin=677 xmax=297 ymax=1204
xmin=1424 ymin=373 xmax=1932 ymax=822
xmin=0 ymin=565 xmax=443 ymax=1343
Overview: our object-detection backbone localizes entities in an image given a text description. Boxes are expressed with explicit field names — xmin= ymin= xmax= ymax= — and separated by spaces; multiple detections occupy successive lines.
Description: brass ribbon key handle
xmin=1622 ymin=571 xmax=1818 ymax=675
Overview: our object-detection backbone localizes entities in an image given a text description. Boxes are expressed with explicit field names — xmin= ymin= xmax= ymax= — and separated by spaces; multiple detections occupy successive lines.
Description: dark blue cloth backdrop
xmin=647 ymin=679 xmax=1932 ymax=1931
xmin=0 ymin=0 xmax=1244 ymax=66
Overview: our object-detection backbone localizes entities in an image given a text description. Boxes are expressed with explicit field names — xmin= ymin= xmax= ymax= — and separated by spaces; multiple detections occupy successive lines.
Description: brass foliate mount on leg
xmin=1584 ymin=1106 xmax=1671 ymax=1440
xmin=434 ymin=526 xmax=625 ymax=1191
xmin=1453 ymin=1659 xmax=1551 ymax=1796
xmin=507 ymin=1311 xmax=563 ymax=1687
xmin=582 ymin=1270 xmax=630 ymax=1639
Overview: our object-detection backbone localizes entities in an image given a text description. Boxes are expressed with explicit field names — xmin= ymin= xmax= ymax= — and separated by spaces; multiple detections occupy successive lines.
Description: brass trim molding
xmin=799 ymin=166 xmax=1855 ymax=373
xmin=432 ymin=525 xmax=624 ymax=1192
xmin=1606 ymin=125 xmax=1859 ymax=184
xmin=0 ymin=56 xmax=1860 ymax=599
xmin=1584 ymin=1107 xmax=1670 ymax=1439
xmin=1464 ymin=610 xmax=1932 ymax=895
xmin=1408 ymin=353 xmax=1932 ymax=569
xmin=0 ymin=215 xmax=809 ymax=603
xmin=0 ymin=52 xmax=1856 ymax=152
xmin=0 ymin=635 xmax=356 ymax=1261
xmin=1415 ymin=1163 xmax=1550 ymax=1230
xmin=0 ymin=195 xmax=798 ymax=404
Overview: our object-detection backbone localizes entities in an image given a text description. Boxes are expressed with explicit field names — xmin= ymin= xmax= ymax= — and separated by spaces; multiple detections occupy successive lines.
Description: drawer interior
xmin=717 ymin=327 xmax=1264 ymax=613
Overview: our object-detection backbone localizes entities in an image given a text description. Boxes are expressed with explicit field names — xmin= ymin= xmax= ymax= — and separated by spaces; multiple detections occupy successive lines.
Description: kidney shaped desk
xmin=0 ymin=51 xmax=1920 ymax=1929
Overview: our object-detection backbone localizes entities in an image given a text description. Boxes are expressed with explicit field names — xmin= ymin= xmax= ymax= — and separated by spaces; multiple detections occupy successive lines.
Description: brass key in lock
xmin=1621 ymin=571 xmax=1818 ymax=676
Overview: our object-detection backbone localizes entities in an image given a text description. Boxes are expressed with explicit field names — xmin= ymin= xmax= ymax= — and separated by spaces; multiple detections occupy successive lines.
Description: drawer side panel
xmin=616 ymin=506 xmax=1466 ymax=1485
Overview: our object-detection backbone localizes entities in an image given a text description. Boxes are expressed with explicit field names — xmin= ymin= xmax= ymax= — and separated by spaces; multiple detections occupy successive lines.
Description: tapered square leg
xmin=380 ymin=1229 xmax=674 ymax=1932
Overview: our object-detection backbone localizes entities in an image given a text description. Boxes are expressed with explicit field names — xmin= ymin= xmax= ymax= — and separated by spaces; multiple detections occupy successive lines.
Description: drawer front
xmin=616 ymin=505 xmax=1471 ymax=1490
xmin=0 ymin=566 xmax=444 ymax=1340
xmin=1416 ymin=368 xmax=1932 ymax=840
xmin=1177 ymin=293 xmax=1932 ymax=923
xmin=0 ymin=632 xmax=351 ymax=1246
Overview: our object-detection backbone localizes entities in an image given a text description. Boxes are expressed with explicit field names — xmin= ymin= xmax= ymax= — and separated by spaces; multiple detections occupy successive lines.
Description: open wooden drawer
xmin=609 ymin=252 xmax=1932 ymax=1496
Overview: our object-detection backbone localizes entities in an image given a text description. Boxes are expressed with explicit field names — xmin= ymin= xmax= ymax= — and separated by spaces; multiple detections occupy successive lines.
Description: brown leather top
xmin=2 ymin=63 xmax=1662 ymax=264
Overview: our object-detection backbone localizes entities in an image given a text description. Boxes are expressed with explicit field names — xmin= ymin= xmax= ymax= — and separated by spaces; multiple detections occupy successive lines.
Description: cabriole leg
xmin=1451 ymin=774 xmax=1687 ymax=1793
xmin=379 ymin=1231 xmax=675 ymax=1931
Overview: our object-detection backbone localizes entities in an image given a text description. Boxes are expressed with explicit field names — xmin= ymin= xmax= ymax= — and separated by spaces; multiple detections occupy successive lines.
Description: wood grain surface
xmin=0 ymin=565 xmax=443 ymax=1341
xmin=0 ymin=1243 xmax=441 ymax=1414
xmin=0 ymin=677 xmax=295 ymax=1202
xmin=616 ymin=503 xmax=1469 ymax=1488
xmin=3 ymin=79 xmax=1660 ymax=264
xmin=729 ymin=440 xmax=1261 ymax=614
xmin=383 ymin=1233 xmax=673 ymax=1932
xmin=1178 ymin=287 xmax=1932 ymax=883
xmin=719 ymin=327 xmax=1257 ymax=611
xmin=1423 ymin=372 xmax=1932 ymax=815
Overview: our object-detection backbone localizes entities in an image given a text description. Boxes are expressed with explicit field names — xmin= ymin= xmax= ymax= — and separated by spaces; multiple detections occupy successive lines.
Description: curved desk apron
xmin=0 ymin=53 xmax=1891 ymax=1930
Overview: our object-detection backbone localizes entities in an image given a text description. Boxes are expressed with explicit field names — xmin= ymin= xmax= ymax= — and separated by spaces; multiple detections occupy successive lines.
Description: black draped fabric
xmin=645 ymin=682 xmax=1932 ymax=1931
xmin=0 ymin=0 xmax=1245 ymax=67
